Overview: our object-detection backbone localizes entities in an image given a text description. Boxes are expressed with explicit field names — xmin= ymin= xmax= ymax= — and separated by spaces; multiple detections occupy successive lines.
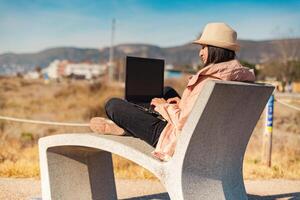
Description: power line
xmin=275 ymin=98 xmax=300 ymax=112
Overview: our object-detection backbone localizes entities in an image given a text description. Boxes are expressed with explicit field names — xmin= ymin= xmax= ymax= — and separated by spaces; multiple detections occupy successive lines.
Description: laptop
xmin=125 ymin=56 xmax=164 ymax=109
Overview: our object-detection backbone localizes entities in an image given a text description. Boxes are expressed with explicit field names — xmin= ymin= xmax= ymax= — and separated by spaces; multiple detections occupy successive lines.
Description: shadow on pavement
xmin=121 ymin=193 xmax=170 ymax=200
xmin=248 ymin=192 xmax=300 ymax=200
xmin=121 ymin=192 xmax=300 ymax=200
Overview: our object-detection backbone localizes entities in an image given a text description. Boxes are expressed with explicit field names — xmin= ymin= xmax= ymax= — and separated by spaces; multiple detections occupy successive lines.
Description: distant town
xmin=12 ymin=59 xmax=181 ymax=84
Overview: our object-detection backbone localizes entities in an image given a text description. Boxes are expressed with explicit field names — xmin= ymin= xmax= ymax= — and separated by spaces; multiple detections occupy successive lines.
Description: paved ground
xmin=0 ymin=178 xmax=299 ymax=200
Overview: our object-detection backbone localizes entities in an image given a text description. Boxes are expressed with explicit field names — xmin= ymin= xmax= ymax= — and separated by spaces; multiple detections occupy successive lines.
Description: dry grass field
xmin=0 ymin=76 xmax=299 ymax=180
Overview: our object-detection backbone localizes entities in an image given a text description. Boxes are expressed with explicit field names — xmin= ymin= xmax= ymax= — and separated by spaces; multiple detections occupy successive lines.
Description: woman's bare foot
xmin=89 ymin=117 xmax=125 ymax=136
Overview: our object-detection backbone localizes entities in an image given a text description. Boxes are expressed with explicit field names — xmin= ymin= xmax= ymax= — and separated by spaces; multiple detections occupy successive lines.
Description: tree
xmin=268 ymin=27 xmax=300 ymax=83
xmin=261 ymin=60 xmax=300 ymax=82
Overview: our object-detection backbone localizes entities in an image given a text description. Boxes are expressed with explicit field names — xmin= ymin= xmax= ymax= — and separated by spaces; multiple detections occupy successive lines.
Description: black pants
xmin=105 ymin=87 xmax=180 ymax=147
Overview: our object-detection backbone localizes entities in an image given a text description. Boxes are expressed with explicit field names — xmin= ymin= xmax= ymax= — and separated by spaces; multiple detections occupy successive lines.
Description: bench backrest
xmin=173 ymin=80 xmax=274 ymax=175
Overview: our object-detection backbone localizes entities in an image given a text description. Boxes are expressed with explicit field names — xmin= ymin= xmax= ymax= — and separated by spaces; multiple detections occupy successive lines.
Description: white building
xmin=42 ymin=60 xmax=60 ymax=79
xmin=43 ymin=60 xmax=106 ymax=80
xmin=65 ymin=63 xmax=105 ymax=79
xmin=24 ymin=71 xmax=40 ymax=79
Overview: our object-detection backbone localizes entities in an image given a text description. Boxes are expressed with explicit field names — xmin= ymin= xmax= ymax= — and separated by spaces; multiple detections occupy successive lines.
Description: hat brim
xmin=193 ymin=39 xmax=240 ymax=52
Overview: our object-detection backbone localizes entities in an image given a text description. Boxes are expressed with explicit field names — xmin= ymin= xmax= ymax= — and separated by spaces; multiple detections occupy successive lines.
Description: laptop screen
xmin=125 ymin=56 xmax=164 ymax=103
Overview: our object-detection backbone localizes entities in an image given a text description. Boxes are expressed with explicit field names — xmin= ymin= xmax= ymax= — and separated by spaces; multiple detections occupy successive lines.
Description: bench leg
xmin=87 ymin=151 xmax=118 ymax=200
xmin=40 ymin=147 xmax=117 ymax=200
xmin=163 ymin=176 xmax=184 ymax=200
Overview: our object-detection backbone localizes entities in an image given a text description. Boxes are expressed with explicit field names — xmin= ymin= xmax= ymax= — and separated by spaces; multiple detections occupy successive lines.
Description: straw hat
xmin=193 ymin=22 xmax=240 ymax=51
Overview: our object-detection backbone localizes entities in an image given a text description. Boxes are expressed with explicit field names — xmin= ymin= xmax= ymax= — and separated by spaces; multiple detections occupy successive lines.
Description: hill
xmin=1 ymin=39 xmax=300 ymax=74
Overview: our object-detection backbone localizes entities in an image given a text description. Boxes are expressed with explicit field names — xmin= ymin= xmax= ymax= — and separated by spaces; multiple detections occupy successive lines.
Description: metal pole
xmin=262 ymin=94 xmax=274 ymax=167
xmin=108 ymin=18 xmax=115 ymax=82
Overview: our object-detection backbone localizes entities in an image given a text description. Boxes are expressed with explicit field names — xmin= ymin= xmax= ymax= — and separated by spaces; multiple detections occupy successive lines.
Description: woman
xmin=90 ymin=22 xmax=255 ymax=161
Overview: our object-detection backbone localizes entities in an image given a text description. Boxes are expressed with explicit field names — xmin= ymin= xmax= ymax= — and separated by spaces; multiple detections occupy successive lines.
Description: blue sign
xmin=266 ymin=95 xmax=274 ymax=132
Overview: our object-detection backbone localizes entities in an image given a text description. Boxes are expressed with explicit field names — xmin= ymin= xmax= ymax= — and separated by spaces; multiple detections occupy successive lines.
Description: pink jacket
xmin=152 ymin=60 xmax=256 ymax=161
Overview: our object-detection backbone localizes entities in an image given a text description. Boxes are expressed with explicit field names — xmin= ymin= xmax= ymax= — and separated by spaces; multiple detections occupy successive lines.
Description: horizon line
xmin=1 ymin=37 xmax=299 ymax=55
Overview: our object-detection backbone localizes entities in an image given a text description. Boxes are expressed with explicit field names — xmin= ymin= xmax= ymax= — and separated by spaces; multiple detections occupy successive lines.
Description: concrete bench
xmin=38 ymin=80 xmax=274 ymax=200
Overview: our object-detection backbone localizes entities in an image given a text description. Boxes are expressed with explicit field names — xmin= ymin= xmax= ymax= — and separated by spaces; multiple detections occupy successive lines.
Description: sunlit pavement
xmin=0 ymin=178 xmax=299 ymax=200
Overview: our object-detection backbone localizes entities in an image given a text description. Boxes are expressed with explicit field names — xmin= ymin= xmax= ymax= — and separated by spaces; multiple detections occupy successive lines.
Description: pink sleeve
xmin=155 ymin=76 xmax=219 ymax=130
xmin=154 ymin=103 xmax=181 ymax=129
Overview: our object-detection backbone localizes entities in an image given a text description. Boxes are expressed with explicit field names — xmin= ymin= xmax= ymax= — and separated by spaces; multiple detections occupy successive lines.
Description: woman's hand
xmin=150 ymin=98 xmax=167 ymax=107
xmin=167 ymin=97 xmax=180 ymax=104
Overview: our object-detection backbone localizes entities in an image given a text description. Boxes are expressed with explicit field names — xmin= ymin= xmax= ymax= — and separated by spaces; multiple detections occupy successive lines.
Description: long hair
xmin=204 ymin=45 xmax=236 ymax=67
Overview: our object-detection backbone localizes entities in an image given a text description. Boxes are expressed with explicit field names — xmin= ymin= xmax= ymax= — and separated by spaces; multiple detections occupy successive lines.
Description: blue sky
xmin=0 ymin=0 xmax=299 ymax=54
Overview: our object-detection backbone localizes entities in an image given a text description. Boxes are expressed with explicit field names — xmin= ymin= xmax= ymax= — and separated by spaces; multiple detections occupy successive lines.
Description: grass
xmin=0 ymin=76 xmax=299 ymax=180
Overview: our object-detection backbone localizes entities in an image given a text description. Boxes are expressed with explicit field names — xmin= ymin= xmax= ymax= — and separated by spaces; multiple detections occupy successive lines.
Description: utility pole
xmin=108 ymin=18 xmax=116 ymax=82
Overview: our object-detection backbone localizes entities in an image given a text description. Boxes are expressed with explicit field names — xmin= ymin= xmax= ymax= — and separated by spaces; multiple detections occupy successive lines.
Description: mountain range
xmin=0 ymin=38 xmax=299 ymax=74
